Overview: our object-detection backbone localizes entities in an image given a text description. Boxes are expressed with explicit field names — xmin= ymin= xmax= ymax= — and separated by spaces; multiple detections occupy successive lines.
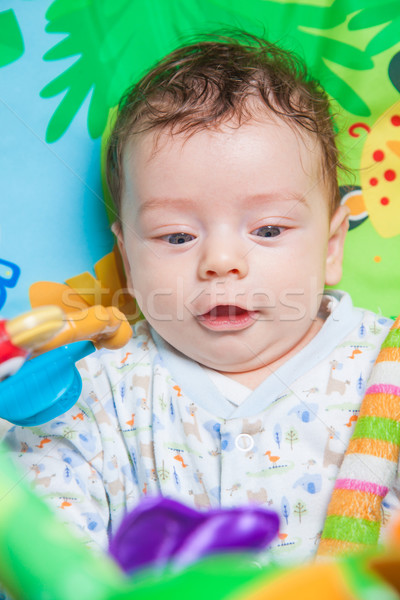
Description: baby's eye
xmin=251 ymin=226 xmax=283 ymax=238
xmin=162 ymin=232 xmax=195 ymax=244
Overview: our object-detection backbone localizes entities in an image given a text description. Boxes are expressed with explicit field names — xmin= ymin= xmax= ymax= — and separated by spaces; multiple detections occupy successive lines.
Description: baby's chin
xmin=169 ymin=340 xmax=274 ymax=387
xmin=148 ymin=306 xmax=325 ymax=385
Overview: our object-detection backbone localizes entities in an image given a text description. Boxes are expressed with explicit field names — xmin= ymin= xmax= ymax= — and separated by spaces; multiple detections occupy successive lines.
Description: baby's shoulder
xmin=356 ymin=308 xmax=394 ymax=341
xmin=343 ymin=307 xmax=395 ymax=367
xmin=78 ymin=319 xmax=156 ymax=380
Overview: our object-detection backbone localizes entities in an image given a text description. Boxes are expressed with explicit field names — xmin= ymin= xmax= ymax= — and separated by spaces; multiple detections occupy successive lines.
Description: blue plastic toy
xmin=0 ymin=341 xmax=94 ymax=425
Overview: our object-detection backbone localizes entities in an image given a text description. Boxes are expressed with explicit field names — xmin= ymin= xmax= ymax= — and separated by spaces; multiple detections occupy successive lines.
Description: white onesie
xmin=3 ymin=291 xmax=396 ymax=565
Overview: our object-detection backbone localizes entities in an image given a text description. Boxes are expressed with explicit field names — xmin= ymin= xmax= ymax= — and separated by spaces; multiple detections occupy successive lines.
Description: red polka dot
xmin=369 ymin=177 xmax=378 ymax=186
xmin=380 ymin=197 xmax=390 ymax=206
xmin=384 ymin=169 xmax=396 ymax=181
xmin=373 ymin=150 xmax=385 ymax=161
xmin=391 ymin=115 xmax=400 ymax=127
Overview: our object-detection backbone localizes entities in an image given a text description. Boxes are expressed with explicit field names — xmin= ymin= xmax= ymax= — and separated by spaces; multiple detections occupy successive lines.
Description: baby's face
xmin=117 ymin=115 xmax=348 ymax=376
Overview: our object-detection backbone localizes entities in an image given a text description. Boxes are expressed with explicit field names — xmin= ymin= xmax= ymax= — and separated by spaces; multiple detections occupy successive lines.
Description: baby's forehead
xmin=123 ymin=110 xmax=322 ymax=164
xmin=120 ymin=114 xmax=327 ymax=219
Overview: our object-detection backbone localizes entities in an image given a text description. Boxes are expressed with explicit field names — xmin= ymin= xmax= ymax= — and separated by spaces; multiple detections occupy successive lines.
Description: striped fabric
xmin=318 ymin=315 xmax=400 ymax=556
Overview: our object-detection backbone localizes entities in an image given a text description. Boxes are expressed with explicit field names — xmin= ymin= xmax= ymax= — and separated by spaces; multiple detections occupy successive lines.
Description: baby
xmin=4 ymin=33 xmax=396 ymax=565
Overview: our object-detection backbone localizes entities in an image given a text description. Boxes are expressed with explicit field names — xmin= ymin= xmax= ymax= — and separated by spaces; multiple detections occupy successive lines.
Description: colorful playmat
xmin=1 ymin=0 xmax=399 ymax=320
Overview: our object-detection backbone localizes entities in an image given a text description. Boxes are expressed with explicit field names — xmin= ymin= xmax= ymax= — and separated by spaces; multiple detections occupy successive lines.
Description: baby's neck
xmin=220 ymin=366 xmax=273 ymax=390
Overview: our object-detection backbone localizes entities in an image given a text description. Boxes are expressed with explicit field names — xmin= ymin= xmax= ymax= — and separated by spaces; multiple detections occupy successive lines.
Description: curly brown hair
xmin=106 ymin=32 xmax=343 ymax=220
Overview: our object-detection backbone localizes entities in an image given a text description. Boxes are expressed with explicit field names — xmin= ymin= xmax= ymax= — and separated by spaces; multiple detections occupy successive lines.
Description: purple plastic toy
xmin=109 ymin=496 xmax=280 ymax=573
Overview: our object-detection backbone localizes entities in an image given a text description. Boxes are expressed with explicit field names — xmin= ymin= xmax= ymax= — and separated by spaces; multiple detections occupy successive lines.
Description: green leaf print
xmin=0 ymin=9 xmax=24 ymax=68
xmin=365 ymin=20 xmax=400 ymax=56
xmin=213 ymin=0 xmax=390 ymax=112
xmin=348 ymin=4 xmax=400 ymax=56
xmin=316 ymin=61 xmax=371 ymax=116
xmin=349 ymin=1 xmax=400 ymax=28
xmin=40 ymin=0 xmax=400 ymax=142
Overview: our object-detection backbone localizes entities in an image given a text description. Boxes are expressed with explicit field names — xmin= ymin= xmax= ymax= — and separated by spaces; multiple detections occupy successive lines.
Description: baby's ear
xmin=325 ymin=205 xmax=350 ymax=286
xmin=111 ymin=222 xmax=135 ymax=295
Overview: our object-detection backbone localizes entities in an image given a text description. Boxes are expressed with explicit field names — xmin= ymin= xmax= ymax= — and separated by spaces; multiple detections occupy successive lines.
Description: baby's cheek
xmin=140 ymin=287 xmax=178 ymax=325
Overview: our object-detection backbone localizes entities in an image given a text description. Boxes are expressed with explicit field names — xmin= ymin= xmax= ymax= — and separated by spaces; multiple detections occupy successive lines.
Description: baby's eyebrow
xmin=241 ymin=193 xmax=309 ymax=209
xmin=138 ymin=192 xmax=308 ymax=216
xmin=139 ymin=197 xmax=197 ymax=215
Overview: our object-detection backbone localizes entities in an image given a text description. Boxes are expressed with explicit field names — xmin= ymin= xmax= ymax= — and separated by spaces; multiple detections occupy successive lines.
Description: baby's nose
xmin=197 ymin=236 xmax=248 ymax=279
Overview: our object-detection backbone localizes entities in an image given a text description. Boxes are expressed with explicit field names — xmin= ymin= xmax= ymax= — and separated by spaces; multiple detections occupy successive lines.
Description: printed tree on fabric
xmin=285 ymin=428 xmax=299 ymax=450
xmin=37 ymin=0 xmax=400 ymax=142
xmin=294 ymin=500 xmax=307 ymax=523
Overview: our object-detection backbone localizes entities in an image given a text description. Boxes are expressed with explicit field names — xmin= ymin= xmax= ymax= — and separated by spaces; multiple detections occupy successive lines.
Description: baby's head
xmin=106 ymin=34 xmax=349 ymax=381
xmin=107 ymin=33 xmax=342 ymax=219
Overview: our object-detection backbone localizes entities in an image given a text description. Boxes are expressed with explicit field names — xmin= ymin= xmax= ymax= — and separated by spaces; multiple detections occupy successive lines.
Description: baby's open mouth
xmin=203 ymin=305 xmax=247 ymax=319
xmin=197 ymin=305 xmax=257 ymax=331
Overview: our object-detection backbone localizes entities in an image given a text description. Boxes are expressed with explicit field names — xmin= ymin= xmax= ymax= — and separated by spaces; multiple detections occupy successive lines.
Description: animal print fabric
xmin=3 ymin=293 xmax=396 ymax=565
